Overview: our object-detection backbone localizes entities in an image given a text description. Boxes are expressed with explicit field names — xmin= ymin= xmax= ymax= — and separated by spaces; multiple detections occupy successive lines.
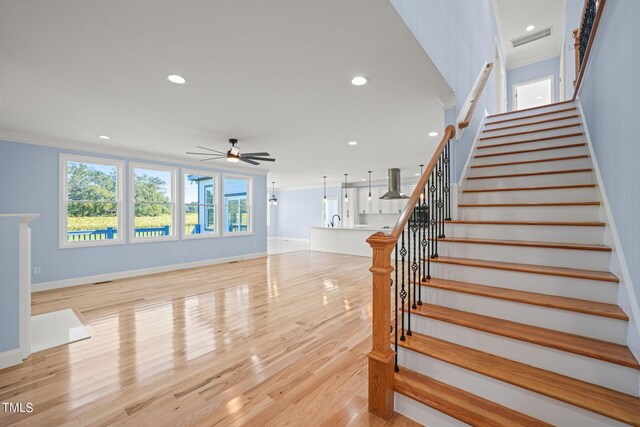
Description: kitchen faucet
xmin=330 ymin=214 xmax=341 ymax=228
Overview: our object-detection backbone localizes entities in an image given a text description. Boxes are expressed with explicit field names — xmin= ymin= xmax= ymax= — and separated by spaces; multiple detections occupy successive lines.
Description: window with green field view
xmin=132 ymin=165 xmax=176 ymax=240
xmin=224 ymin=177 xmax=251 ymax=234
xmin=184 ymin=173 xmax=217 ymax=237
xmin=62 ymin=155 xmax=124 ymax=246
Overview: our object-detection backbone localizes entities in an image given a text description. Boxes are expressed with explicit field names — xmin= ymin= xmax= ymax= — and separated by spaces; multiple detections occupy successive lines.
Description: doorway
xmin=512 ymin=75 xmax=554 ymax=110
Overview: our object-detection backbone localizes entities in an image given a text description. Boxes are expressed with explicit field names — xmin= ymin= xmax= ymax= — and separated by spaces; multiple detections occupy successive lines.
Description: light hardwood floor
xmin=0 ymin=251 xmax=418 ymax=427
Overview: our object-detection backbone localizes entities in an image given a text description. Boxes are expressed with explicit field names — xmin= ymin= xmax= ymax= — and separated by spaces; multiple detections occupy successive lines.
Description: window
xmin=183 ymin=170 xmax=219 ymax=238
xmin=60 ymin=155 xmax=125 ymax=248
xmin=223 ymin=176 xmax=252 ymax=235
xmin=130 ymin=163 xmax=177 ymax=242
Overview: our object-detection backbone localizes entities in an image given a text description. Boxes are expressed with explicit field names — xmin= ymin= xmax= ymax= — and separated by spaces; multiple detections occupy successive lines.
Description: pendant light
xmin=344 ymin=173 xmax=349 ymax=203
xmin=323 ymin=176 xmax=327 ymax=203
xmin=367 ymin=171 xmax=372 ymax=201
xmin=269 ymin=181 xmax=278 ymax=205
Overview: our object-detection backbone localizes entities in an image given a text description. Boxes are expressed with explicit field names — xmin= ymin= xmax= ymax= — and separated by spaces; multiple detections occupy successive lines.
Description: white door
xmin=513 ymin=75 xmax=554 ymax=110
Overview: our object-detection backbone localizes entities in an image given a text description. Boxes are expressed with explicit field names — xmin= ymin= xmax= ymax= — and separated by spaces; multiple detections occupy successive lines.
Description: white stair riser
xmin=461 ymin=187 xmax=598 ymax=204
xmin=429 ymin=263 xmax=618 ymax=303
xmin=444 ymin=223 xmax=605 ymax=245
xmin=476 ymin=134 xmax=586 ymax=154
xmin=394 ymin=393 xmax=467 ymax=427
xmin=478 ymin=128 xmax=583 ymax=146
xmin=486 ymin=104 xmax=577 ymax=123
xmin=486 ymin=110 xmax=580 ymax=129
xmin=464 ymin=171 xmax=594 ymax=190
xmin=482 ymin=117 xmax=582 ymax=137
xmin=438 ymin=241 xmax=610 ymax=271
xmin=459 ymin=205 xmax=600 ymax=222
xmin=416 ymin=287 xmax=627 ymax=343
xmin=468 ymin=158 xmax=591 ymax=177
xmin=472 ymin=145 xmax=588 ymax=166
xmin=396 ymin=348 xmax=629 ymax=427
xmin=405 ymin=315 xmax=639 ymax=395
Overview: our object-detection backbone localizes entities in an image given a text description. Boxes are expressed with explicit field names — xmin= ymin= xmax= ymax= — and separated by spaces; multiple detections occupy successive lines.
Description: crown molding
xmin=0 ymin=129 xmax=269 ymax=176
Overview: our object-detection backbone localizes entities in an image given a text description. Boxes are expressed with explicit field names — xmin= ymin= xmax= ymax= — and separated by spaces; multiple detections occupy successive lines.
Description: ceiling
xmin=0 ymin=0 xmax=452 ymax=190
xmin=493 ymin=0 xmax=565 ymax=69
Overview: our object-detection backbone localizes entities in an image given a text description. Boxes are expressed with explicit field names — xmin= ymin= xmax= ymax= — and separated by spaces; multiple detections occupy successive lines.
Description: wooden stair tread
xmin=429 ymin=256 xmax=620 ymax=283
xmin=466 ymin=168 xmax=592 ymax=180
xmin=487 ymin=101 xmax=575 ymax=118
xmin=480 ymin=123 xmax=582 ymax=140
xmin=410 ymin=303 xmax=639 ymax=368
xmin=486 ymin=107 xmax=577 ymax=126
xmin=483 ymin=114 xmax=580 ymax=132
xmin=394 ymin=368 xmax=553 ymax=426
xmin=463 ymin=184 xmax=596 ymax=193
xmin=474 ymin=142 xmax=586 ymax=158
xmin=477 ymin=132 xmax=584 ymax=150
xmin=470 ymin=154 xmax=589 ymax=169
xmin=445 ymin=219 xmax=605 ymax=226
xmin=398 ymin=333 xmax=640 ymax=425
xmin=439 ymin=236 xmax=611 ymax=252
xmin=459 ymin=201 xmax=600 ymax=207
xmin=420 ymin=277 xmax=625 ymax=319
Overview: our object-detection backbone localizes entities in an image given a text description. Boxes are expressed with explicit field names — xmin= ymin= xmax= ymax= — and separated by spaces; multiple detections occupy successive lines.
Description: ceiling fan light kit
xmin=186 ymin=138 xmax=276 ymax=166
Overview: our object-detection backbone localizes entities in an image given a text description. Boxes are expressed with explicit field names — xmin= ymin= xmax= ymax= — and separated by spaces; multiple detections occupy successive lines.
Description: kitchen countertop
xmin=310 ymin=226 xmax=393 ymax=232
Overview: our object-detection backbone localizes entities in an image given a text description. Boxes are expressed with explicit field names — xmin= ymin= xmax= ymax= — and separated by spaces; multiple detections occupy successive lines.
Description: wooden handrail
xmin=459 ymin=63 xmax=494 ymax=129
xmin=573 ymin=0 xmax=607 ymax=98
xmin=390 ymin=125 xmax=456 ymax=241
xmin=365 ymin=124 xmax=455 ymax=419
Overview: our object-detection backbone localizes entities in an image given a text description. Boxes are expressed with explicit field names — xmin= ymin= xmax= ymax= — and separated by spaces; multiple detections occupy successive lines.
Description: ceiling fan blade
xmin=186 ymin=152 xmax=222 ymax=155
xmin=196 ymin=146 xmax=227 ymax=155
xmin=239 ymin=158 xmax=260 ymax=166
xmin=242 ymin=157 xmax=275 ymax=162
xmin=199 ymin=156 xmax=226 ymax=161
xmin=240 ymin=152 xmax=270 ymax=157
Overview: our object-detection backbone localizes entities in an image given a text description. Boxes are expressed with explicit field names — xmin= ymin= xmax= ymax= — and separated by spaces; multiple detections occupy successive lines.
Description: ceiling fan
xmin=186 ymin=139 xmax=276 ymax=166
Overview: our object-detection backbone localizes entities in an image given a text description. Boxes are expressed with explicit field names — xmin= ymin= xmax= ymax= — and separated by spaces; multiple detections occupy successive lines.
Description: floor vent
xmin=512 ymin=27 xmax=552 ymax=48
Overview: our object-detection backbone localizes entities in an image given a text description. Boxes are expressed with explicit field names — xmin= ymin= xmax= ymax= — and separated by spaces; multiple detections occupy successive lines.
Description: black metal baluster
xmin=394 ymin=243 xmax=399 ymax=371
xmin=419 ymin=184 xmax=427 ymax=303
xmin=430 ymin=171 xmax=439 ymax=259
xmin=399 ymin=229 xmax=407 ymax=341
xmin=445 ymin=141 xmax=452 ymax=222
xmin=411 ymin=210 xmax=418 ymax=310
xmin=406 ymin=220 xmax=412 ymax=336
xmin=437 ymin=154 xmax=445 ymax=239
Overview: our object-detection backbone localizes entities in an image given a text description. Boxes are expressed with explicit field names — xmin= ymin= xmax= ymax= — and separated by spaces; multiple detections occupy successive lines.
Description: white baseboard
xmin=0 ymin=348 xmax=23 ymax=370
xmin=271 ymin=237 xmax=310 ymax=243
xmin=32 ymin=252 xmax=267 ymax=293
xmin=576 ymin=100 xmax=640 ymax=375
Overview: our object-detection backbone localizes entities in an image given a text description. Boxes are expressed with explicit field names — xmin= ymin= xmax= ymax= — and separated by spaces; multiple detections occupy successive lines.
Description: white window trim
xmin=59 ymin=153 xmax=125 ymax=249
xmin=129 ymin=162 xmax=178 ymax=244
xmin=181 ymin=169 xmax=221 ymax=240
xmin=222 ymin=174 xmax=253 ymax=237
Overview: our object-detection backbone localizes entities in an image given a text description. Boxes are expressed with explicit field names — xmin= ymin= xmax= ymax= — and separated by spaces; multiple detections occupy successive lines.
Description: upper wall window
xmin=60 ymin=154 xmax=125 ymax=248
xmin=130 ymin=163 xmax=177 ymax=243
xmin=183 ymin=170 xmax=218 ymax=238
xmin=223 ymin=176 xmax=252 ymax=235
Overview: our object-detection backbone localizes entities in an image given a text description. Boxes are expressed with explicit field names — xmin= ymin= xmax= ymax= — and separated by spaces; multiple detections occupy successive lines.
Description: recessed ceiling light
xmin=166 ymin=74 xmax=186 ymax=84
xmin=536 ymin=95 xmax=543 ymax=100
xmin=348 ymin=141 xmax=358 ymax=146
xmin=526 ymin=25 xmax=536 ymax=32
xmin=98 ymin=135 xmax=110 ymax=140
xmin=415 ymin=173 xmax=420 ymax=176
xmin=428 ymin=131 xmax=439 ymax=137
xmin=361 ymin=178 xmax=366 ymax=181
xmin=351 ymin=76 xmax=368 ymax=86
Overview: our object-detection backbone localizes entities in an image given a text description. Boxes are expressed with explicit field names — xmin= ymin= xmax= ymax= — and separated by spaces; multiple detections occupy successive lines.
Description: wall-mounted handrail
xmin=459 ymin=63 xmax=494 ymax=129
xmin=573 ymin=0 xmax=607 ymax=98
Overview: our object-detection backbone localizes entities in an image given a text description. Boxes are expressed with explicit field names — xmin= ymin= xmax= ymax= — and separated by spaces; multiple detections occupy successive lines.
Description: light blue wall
xmin=507 ymin=56 xmax=561 ymax=111
xmin=564 ymin=0 xmax=584 ymax=99
xmin=275 ymin=186 xmax=341 ymax=240
xmin=578 ymin=1 xmax=640 ymax=297
xmin=0 ymin=139 xmax=267 ymax=285
xmin=0 ymin=217 xmax=20 ymax=353
xmin=389 ymin=0 xmax=500 ymax=181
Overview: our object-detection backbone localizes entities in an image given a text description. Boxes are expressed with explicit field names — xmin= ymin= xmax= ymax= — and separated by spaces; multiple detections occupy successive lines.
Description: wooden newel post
xmin=367 ymin=232 xmax=396 ymax=419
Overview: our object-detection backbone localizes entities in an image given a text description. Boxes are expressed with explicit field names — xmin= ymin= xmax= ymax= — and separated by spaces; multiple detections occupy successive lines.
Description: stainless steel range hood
xmin=379 ymin=168 xmax=409 ymax=200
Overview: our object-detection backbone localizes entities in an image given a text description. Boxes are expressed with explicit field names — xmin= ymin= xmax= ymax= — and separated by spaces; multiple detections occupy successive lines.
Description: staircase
xmin=388 ymin=101 xmax=640 ymax=426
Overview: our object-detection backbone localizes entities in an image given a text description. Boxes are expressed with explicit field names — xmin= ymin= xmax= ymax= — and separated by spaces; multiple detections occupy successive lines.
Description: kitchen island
xmin=309 ymin=226 xmax=392 ymax=257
